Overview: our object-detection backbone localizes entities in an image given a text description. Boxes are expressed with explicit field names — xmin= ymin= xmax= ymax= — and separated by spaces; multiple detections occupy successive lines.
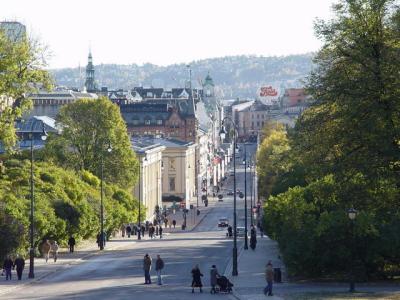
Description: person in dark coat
xmin=159 ymin=226 xmax=163 ymax=239
xmin=126 ymin=225 xmax=132 ymax=238
xmin=210 ymin=265 xmax=220 ymax=293
xmin=250 ymin=232 xmax=257 ymax=250
xmin=68 ymin=236 xmax=76 ymax=253
xmin=141 ymin=225 xmax=145 ymax=237
xmin=172 ymin=219 xmax=176 ymax=228
xmin=3 ymin=256 xmax=14 ymax=280
xmin=14 ymin=254 xmax=25 ymax=280
xmin=191 ymin=264 xmax=203 ymax=293
xmin=155 ymin=255 xmax=164 ymax=285
xmin=143 ymin=254 xmax=152 ymax=284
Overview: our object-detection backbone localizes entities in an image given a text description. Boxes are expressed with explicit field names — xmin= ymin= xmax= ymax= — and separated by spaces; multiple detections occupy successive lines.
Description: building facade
xmin=119 ymin=88 xmax=198 ymax=143
xmin=156 ymin=138 xmax=197 ymax=209
xmin=132 ymin=138 xmax=165 ymax=222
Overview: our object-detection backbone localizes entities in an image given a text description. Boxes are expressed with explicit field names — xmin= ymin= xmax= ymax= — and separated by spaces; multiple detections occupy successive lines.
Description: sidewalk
xmin=224 ymin=235 xmax=285 ymax=300
xmin=162 ymin=195 xmax=218 ymax=233
xmin=225 ymin=235 xmax=400 ymax=300
xmin=0 ymin=199 xmax=217 ymax=296
xmin=0 ymin=239 xmax=101 ymax=296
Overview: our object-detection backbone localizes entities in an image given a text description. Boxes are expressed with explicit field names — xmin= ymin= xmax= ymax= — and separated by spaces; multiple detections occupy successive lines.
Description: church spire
xmin=85 ymin=49 xmax=96 ymax=92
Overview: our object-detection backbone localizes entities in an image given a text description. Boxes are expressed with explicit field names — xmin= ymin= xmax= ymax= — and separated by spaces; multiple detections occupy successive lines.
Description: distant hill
xmin=50 ymin=54 xmax=314 ymax=99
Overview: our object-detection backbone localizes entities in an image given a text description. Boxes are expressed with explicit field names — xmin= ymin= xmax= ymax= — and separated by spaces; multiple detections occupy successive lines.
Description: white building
xmin=132 ymin=138 xmax=165 ymax=222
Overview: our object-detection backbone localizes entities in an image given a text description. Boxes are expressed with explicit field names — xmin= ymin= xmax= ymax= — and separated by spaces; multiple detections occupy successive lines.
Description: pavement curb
xmin=189 ymin=205 xmax=215 ymax=232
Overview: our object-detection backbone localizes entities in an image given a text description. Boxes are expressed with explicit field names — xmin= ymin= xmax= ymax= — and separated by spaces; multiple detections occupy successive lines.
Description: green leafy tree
xmin=0 ymin=30 xmax=52 ymax=151
xmin=45 ymin=97 xmax=139 ymax=187
xmin=259 ymin=0 xmax=400 ymax=279
xmin=257 ymin=122 xmax=290 ymax=198
xmin=0 ymin=156 xmax=141 ymax=260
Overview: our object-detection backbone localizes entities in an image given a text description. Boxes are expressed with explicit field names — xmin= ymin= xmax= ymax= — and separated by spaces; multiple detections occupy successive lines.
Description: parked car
xmin=236 ymin=226 xmax=248 ymax=237
xmin=218 ymin=218 xmax=229 ymax=227
xmin=227 ymin=190 xmax=234 ymax=196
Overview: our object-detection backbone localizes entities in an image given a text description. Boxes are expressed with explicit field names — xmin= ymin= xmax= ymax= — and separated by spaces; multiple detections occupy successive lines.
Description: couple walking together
xmin=143 ymin=254 xmax=164 ymax=285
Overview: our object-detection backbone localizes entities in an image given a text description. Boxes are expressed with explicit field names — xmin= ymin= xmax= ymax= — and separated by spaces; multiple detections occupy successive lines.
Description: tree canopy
xmin=0 ymin=30 xmax=52 ymax=152
xmin=45 ymin=97 xmax=139 ymax=188
xmin=258 ymin=0 xmax=400 ymax=279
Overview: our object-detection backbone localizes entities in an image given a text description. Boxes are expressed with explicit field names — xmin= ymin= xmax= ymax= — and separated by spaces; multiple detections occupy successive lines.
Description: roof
xmin=27 ymin=90 xmax=98 ymax=100
xmin=131 ymin=136 xmax=195 ymax=149
xmin=16 ymin=116 xmax=59 ymax=133
xmin=131 ymin=137 xmax=166 ymax=154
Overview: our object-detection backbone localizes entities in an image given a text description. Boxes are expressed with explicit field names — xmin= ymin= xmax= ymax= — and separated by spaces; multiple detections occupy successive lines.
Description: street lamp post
xmin=219 ymin=118 xmax=238 ymax=276
xmin=242 ymin=146 xmax=248 ymax=250
xmin=249 ymin=159 xmax=254 ymax=227
xmin=100 ymin=142 xmax=112 ymax=250
xmin=28 ymin=122 xmax=48 ymax=279
xmin=348 ymin=207 xmax=357 ymax=293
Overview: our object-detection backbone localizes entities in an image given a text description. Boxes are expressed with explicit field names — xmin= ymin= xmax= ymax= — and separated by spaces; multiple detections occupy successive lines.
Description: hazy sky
xmin=1 ymin=0 xmax=336 ymax=69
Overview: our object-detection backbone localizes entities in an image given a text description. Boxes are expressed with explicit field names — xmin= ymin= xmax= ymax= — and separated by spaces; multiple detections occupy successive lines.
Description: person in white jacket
xmin=51 ymin=241 xmax=59 ymax=262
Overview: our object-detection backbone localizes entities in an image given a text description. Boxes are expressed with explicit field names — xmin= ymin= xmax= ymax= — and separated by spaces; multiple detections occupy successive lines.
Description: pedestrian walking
xmin=191 ymin=264 xmax=203 ymax=293
xmin=264 ymin=261 xmax=274 ymax=296
xmin=133 ymin=225 xmax=137 ymax=236
xmin=41 ymin=239 xmax=51 ymax=262
xmin=96 ymin=233 xmax=101 ymax=248
xmin=260 ymin=226 xmax=264 ymax=238
xmin=172 ymin=219 xmax=176 ymax=228
xmin=143 ymin=254 xmax=152 ymax=284
xmin=120 ymin=224 xmax=126 ymax=237
xmin=155 ymin=255 xmax=164 ymax=285
xmin=14 ymin=254 xmax=25 ymax=280
xmin=126 ymin=225 xmax=132 ymax=238
xmin=141 ymin=225 xmax=145 ymax=237
xmin=159 ymin=226 xmax=163 ymax=239
xmin=2 ymin=255 xmax=14 ymax=280
xmin=51 ymin=241 xmax=59 ymax=262
xmin=164 ymin=218 xmax=168 ymax=228
xmin=68 ymin=236 xmax=76 ymax=253
xmin=210 ymin=265 xmax=220 ymax=294
xmin=250 ymin=233 xmax=257 ymax=250
xmin=155 ymin=226 xmax=159 ymax=236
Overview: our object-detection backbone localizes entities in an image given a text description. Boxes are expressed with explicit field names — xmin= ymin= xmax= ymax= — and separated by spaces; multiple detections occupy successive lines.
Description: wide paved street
xmin=2 ymin=144 xmax=257 ymax=300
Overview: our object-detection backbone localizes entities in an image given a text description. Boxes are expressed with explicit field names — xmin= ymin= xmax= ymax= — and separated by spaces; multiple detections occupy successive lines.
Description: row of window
xmin=34 ymin=99 xmax=71 ymax=105
xmin=132 ymin=119 xmax=163 ymax=125
xmin=251 ymin=113 xmax=266 ymax=119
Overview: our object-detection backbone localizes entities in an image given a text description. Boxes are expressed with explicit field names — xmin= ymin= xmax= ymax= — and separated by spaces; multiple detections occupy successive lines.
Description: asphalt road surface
xmin=3 ymin=143 xmax=257 ymax=300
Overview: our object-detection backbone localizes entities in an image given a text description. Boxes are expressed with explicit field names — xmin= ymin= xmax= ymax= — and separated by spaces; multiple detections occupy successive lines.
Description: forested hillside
xmin=51 ymin=54 xmax=314 ymax=98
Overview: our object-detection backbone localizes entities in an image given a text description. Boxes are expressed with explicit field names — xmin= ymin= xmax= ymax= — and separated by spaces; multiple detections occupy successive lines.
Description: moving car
xmin=227 ymin=190 xmax=234 ymax=196
xmin=218 ymin=218 xmax=229 ymax=227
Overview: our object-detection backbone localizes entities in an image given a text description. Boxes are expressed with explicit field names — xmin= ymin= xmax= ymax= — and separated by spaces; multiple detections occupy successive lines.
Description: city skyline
xmin=1 ymin=0 xmax=336 ymax=69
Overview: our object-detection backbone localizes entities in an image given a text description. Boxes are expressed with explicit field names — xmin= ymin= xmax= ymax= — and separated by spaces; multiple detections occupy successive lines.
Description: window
xmin=257 ymin=121 xmax=260 ymax=127
xmin=169 ymin=177 xmax=175 ymax=191
xmin=132 ymin=119 xmax=139 ymax=125
xmin=156 ymin=119 xmax=163 ymax=125
xmin=257 ymin=114 xmax=259 ymax=119
xmin=145 ymin=119 xmax=151 ymax=125
xmin=169 ymin=158 xmax=176 ymax=171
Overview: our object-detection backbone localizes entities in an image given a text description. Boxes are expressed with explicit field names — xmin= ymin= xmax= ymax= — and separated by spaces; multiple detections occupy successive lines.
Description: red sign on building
xmin=259 ymin=86 xmax=278 ymax=97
